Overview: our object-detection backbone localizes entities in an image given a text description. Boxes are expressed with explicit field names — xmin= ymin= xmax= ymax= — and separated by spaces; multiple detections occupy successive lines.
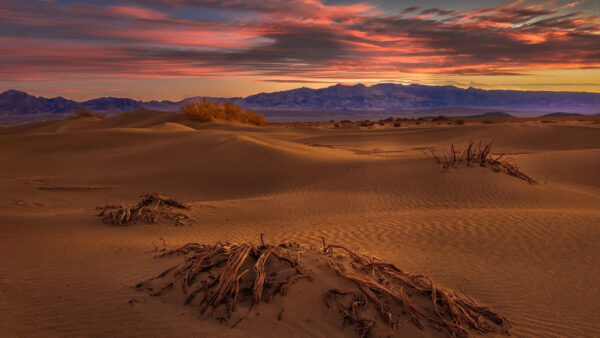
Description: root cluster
xmin=322 ymin=241 xmax=511 ymax=337
xmin=137 ymin=239 xmax=310 ymax=324
xmin=96 ymin=193 xmax=190 ymax=225
xmin=429 ymin=141 xmax=538 ymax=184
xmin=138 ymin=238 xmax=510 ymax=337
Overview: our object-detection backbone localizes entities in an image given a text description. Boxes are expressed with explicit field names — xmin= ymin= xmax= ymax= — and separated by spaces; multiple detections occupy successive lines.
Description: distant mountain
xmin=82 ymin=97 xmax=144 ymax=112
xmin=2 ymin=84 xmax=600 ymax=124
xmin=0 ymin=90 xmax=80 ymax=115
xmin=243 ymin=84 xmax=600 ymax=112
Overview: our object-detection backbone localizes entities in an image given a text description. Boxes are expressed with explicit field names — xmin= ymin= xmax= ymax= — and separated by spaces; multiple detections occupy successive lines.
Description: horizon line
xmin=4 ymin=82 xmax=600 ymax=102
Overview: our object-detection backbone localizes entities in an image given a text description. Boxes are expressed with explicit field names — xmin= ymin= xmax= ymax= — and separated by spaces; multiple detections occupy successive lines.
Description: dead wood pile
xmin=96 ymin=193 xmax=190 ymax=225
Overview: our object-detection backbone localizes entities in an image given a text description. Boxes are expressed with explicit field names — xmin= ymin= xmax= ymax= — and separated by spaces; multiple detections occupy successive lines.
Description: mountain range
xmin=1 ymin=83 xmax=599 ymax=124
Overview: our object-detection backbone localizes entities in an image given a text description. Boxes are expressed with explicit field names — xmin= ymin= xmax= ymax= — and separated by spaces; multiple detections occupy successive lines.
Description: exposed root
xmin=96 ymin=193 xmax=190 ymax=226
xmin=429 ymin=140 xmax=538 ymax=184
xmin=138 ymin=241 xmax=310 ymax=323
xmin=324 ymin=244 xmax=511 ymax=337
xmin=325 ymin=289 xmax=374 ymax=337
xmin=138 ymin=239 xmax=510 ymax=337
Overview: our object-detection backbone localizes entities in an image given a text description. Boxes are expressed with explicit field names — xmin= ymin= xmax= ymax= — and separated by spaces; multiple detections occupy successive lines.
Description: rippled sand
xmin=1 ymin=112 xmax=599 ymax=337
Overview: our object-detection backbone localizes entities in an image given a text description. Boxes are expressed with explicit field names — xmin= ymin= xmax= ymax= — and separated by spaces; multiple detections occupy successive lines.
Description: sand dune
xmin=0 ymin=114 xmax=599 ymax=337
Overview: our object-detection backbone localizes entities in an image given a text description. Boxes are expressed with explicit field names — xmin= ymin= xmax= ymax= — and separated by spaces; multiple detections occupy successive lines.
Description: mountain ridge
xmin=2 ymin=84 xmax=599 ymax=124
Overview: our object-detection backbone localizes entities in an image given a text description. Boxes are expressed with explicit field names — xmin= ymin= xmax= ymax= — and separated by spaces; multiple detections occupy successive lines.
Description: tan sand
xmin=0 ymin=113 xmax=599 ymax=337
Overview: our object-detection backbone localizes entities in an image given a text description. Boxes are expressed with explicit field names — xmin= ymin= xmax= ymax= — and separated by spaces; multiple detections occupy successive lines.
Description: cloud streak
xmin=0 ymin=0 xmax=598 ymax=84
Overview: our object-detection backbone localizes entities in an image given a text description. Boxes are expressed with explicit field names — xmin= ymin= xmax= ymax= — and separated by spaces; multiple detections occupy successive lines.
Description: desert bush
xmin=182 ymin=99 xmax=266 ymax=126
xmin=482 ymin=119 xmax=494 ymax=124
xmin=415 ymin=120 xmax=421 ymax=125
xmin=394 ymin=122 xmax=401 ymax=127
xmin=75 ymin=107 xmax=94 ymax=118
xmin=181 ymin=99 xmax=220 ymax=122
xmin=428 ymin=141 xmax=538 ymax=184
xmin=97 ymin=193 xmax=190 ymax=226
xmin=75 ymin=107 xmax=106 ymax=119
xmin=432 ymin=115 xmax=449 ymax=121
xmin=455 ymin=119 xmax=465 ymax=125
xmin=359 ymin=120 xmax=375 ymax=127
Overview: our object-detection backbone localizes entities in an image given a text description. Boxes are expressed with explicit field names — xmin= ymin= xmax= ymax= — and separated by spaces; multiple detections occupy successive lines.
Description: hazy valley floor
xmin=1 ymin=114 xmax=599 ymax=337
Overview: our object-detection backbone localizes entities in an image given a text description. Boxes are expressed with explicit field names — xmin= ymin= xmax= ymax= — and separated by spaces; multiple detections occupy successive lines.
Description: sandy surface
xmin=1 ymin=113 xmax=599 ymax=337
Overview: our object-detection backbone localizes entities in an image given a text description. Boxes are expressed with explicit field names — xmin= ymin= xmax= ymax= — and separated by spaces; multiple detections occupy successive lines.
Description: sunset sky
xmin=1 ymin=0 xmax=599 ymax=100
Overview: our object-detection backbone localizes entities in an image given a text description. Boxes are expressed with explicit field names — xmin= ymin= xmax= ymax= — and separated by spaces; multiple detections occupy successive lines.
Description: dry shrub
xmin=75 ymin=107 xmax=94 ymax=117
xmin=97 ymin=193 xmax=190 ymax=226
xmin=138 ymin=237 xmax=510 ymax=337
xmin=322 ymin=240 xmax=510 ymax=337
xmin=75 ymin=107 xmax=105 ymax=119
xmin=429 ymin=141 xmax=539 ymax=184
xmin=182 ymin=99 xmax=267 ymax=126
xmin=432 ymin=115 xmax=449 ymax=121
xmin=138 ymin=239 xmax=311 ymax=327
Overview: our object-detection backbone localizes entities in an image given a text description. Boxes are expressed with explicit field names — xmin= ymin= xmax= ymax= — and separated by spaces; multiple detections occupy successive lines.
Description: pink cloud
xmin=107 ymin=6 xmax=168 ymax=21
xmin=0 ymin=0 xmax=598 ymax=83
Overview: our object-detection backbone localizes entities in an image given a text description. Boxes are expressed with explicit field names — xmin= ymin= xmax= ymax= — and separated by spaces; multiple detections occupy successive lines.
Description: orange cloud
xmin=0 ymin=0 xmax=598 ymax=85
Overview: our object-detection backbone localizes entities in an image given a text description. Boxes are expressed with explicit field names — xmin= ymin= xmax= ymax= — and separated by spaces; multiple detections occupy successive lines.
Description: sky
xmin=1 ymin=0 xmax=599 ymax=100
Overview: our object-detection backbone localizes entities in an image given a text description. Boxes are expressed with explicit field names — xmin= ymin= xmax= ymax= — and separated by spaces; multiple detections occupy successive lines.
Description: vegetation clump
xmin=97 ymin=193 xmax=190 ymax=226
xmin=75 ymin=107 xmax=106 ymax=119
xmin=432 ymin=115 xmax=449 ymax=121
xmin=182 ymin=99 xmax=267 ymax=126
xmin=322 ymin=239 xmax=510 ymax=337
xmin=429 ymin=141 xmax=539 ymax=184
xmin=138 ymin=237 xmax=510 ymax=337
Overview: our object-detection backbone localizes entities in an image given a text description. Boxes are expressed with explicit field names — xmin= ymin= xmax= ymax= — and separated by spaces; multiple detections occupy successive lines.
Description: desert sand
xmin=1 ymin=111 xmax=599 ymax=337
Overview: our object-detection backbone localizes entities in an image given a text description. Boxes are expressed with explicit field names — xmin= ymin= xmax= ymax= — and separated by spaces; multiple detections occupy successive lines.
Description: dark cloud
xmin=0 ymin=0 xmax=598 ymax=81
xmin=419 ymin=8 xmax=454 ymax=16
xmin=401 ymin=6 xmax=421 ymax=14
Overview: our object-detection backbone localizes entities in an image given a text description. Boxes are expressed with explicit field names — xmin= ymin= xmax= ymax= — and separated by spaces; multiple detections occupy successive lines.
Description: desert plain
xmin=0 ymin=111 xmax=599 ymax=337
